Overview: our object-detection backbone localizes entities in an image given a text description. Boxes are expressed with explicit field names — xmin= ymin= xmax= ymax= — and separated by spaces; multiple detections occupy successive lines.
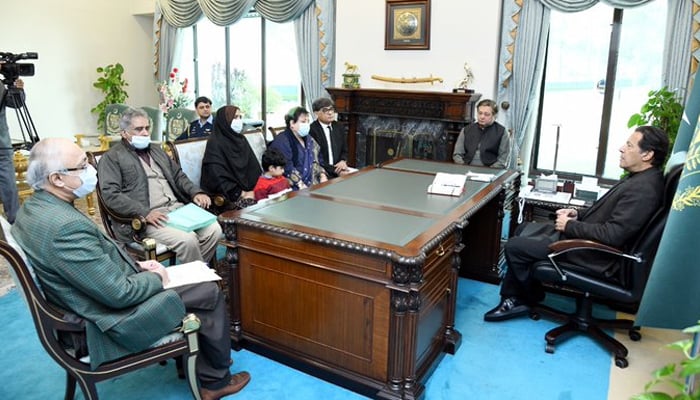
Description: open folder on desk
xmin=428 ymin=172 xmax=467 ymax=196
xmin=164 ymin=261 xmax=221 ymax=289
xmin=165 ymin=203 xmax=217 ymax=232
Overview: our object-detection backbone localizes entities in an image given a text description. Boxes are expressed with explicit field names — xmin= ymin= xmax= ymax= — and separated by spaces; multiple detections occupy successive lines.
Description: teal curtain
xmin=295 ymin=0 xmax=336 ymax=109
xmin=497 ymin=0 xmax=694 ymax=172
xmin=154 ymin=0 xmax=335 ymax=106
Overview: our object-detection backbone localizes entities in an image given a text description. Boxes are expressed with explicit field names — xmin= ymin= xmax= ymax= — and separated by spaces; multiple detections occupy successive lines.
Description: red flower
xmin=169 ymin=72 xmax=175 ymax=78
xmin=172 ymin=68 xmax=179 ymax=73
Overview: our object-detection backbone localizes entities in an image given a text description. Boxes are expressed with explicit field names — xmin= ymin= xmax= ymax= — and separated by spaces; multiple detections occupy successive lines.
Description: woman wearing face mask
xmin=268 ymin=106 xmax=328 ymax=190
xmin=200 ymin=105 xmax=262 ymax=208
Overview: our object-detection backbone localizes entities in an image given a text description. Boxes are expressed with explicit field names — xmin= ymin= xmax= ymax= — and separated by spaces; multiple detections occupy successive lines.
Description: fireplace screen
xmin=366 ymin=129 xmax=437 ymax=165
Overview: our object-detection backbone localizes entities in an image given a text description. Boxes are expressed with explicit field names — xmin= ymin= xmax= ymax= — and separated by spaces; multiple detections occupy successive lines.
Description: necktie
xmin=326 ymin=125 xmax=334 ymax=164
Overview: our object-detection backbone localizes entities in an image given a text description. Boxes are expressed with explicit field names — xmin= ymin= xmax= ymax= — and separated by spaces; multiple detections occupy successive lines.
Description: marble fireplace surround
xmin=326 ymin=88 xmax=481 ymax=168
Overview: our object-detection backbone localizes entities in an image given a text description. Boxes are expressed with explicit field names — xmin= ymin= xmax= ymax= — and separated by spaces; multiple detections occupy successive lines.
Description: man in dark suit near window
xmin=309 ymin=97 xmax=349 ymax=178
xmin=484 ymin=126 xmax=669 ymax=322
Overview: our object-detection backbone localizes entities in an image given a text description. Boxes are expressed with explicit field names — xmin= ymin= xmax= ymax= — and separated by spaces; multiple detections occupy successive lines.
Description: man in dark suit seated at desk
xmin=484 ymin=125 xmax=669 ymax=322
xmin=309 ymin=97 xmax=350 ymax=178
xmin=12 ymin=138 xmax=250 ymax=400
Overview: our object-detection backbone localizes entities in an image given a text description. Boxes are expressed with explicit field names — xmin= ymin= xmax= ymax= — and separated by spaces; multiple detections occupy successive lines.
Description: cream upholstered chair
xmin=267 ymin=125 xmax=285 ymax=143
xmin=244 ymin=127 xmax=267 ymax=165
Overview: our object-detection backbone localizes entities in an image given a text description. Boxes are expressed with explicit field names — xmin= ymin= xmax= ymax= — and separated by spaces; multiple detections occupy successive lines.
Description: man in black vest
xmin=484 ymin=125 xmax=669 ymax=322
xmin=452 ymin=99 xmax=510 ymax=168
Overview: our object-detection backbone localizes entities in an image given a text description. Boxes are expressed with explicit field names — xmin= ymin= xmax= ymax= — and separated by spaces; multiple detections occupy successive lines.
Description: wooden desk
xmin=218 ymin=159 xmax=519 ymax=399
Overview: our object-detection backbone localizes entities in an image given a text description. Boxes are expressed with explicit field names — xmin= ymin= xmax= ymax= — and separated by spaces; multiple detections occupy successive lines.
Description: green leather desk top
xmin=246 ymin=196 xmax=434 ymax=246
xmin=384 ymin=158 xmax=508 ymax=178
xmin=314 ymin=168 xmax=488 ymax=216
xmin=240 ymin=160 xmax=510 ymax=248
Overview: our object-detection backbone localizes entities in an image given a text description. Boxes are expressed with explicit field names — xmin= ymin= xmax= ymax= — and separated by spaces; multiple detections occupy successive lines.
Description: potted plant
xmin=91 ymin=63 xmax=129 ymax=132
xmin=631 ymin=322 xmax=700 ymax=400
xmin=627 ymin=87 xmax=684 ymax=155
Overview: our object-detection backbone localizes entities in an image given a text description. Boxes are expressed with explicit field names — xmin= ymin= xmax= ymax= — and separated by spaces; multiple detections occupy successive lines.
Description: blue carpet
xmin=0 ymin=278 xmax=612 ymax=399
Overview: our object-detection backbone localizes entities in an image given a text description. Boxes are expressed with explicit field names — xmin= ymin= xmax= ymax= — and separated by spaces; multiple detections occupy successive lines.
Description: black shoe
xmin=484 ymin=297 xmax=531 ymax=322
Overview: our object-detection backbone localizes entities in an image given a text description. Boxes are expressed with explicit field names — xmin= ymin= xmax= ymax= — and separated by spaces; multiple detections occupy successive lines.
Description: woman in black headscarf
xmin=200 ymin=105 xmax=262 ymax=208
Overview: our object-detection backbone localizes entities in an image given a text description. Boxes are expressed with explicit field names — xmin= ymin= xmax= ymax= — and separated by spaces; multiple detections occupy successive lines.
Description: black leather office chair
xmin=530 ymin=164 xmax=683 ymax=368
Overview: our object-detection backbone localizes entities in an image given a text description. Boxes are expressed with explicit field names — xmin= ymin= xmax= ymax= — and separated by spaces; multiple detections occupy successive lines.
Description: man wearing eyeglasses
xmin=12 ymin=138 xmax=251 ymax=399
xmin=98 ymin=107 xmax=221 ymax=264
xmin=310 ymin=97 xmax=349 ymax=178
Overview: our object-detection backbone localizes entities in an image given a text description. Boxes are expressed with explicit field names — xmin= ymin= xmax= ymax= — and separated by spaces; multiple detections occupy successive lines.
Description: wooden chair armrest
xmin=94 ymin=189 xmax=147 ymax=236
xmin=548 ymin=239 xmax=623 ymax=255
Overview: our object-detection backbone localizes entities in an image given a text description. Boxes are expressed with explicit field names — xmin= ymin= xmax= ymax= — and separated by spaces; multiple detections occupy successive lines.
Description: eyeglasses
xmin=320 ymin=106 xmax=335 ymax=114
xmin=131 ymin=125 xmax=150 ymax=132
xmin=54 ymin=164 xmax=88 ymax=175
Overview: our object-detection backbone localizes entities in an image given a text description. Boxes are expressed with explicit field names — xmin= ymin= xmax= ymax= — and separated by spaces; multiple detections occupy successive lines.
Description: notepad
xmin=164 ymin=261 xmax=221 ymax=289
xmin=428 ymin=172 xmax=467 ymax=196
xmin=165 ymin=203 xmax=217 ymax=232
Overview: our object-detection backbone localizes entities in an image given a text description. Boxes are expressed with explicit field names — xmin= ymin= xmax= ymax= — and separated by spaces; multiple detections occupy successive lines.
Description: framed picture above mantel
xmin=385 ymin=0 xmax=431 ymax=50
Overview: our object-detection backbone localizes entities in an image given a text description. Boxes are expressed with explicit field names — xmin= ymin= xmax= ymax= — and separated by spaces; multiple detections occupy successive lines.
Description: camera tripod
xmin=1 ymin=83 xmax=40 ymax=151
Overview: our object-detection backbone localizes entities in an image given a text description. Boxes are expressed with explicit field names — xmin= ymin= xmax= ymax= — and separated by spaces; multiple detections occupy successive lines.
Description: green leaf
xmin=631 ymin=392 xmax=675 ymax=400
xmin=91 ymin=62 xmax=130 ymax=131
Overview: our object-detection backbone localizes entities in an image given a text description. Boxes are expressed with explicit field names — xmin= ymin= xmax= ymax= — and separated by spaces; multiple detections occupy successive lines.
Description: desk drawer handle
xmin=436 ymin=244 xmax=446 ymax=257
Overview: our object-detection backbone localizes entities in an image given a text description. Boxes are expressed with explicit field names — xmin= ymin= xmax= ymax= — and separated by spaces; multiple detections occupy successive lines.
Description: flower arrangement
xmin=157 ymin=68 xmax=191 ymax=115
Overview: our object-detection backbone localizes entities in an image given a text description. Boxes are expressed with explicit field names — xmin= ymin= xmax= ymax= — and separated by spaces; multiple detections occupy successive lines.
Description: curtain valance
xmin=539 ymin=0 xmax=655 ymax=12
xmin=157 ymin=0 xmax=314 ymax=27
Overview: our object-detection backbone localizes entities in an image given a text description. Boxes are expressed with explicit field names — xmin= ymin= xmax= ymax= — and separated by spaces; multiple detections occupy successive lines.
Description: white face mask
xmin=230 ymin=118 xmax=244 ymax=133
xmin=70 ymin=164 xmax=98 ymax=198
xmin=297 ymin=122 xmax=310 ymax=137
xmin=131 ymin=135 xmax=151 ymax=150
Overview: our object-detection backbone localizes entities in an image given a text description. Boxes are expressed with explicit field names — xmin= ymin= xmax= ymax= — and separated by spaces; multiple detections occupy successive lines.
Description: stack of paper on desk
xmin=428 ymin=172 xmax=467 ymax=196
xmin=165 ymin=203 xmax=217 ymax=232
xmin=164 ymin=261 xmax=221 ymax=289
xmin=466 ymin=171 xmax=496 ymax=182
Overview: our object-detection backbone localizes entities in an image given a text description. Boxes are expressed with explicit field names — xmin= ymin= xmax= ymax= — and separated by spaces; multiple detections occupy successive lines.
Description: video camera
xmin=0 ymin=52 xmax=37 ymax=86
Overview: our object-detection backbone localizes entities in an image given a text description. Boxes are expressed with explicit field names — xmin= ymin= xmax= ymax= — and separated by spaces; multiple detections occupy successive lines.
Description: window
xmin=533 ymin=1 xmax=667 ymax=181
xmin=179 ymin=12 xmax=302 ymax=134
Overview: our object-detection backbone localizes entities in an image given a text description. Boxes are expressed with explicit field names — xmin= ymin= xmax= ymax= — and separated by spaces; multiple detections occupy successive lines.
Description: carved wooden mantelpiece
xmin=326 ymin=87 xmax=481 ymax=166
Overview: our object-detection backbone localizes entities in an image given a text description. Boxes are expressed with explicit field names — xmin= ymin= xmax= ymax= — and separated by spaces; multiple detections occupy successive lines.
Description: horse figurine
xmin=344 ymin=62 xmax=359 ymax=75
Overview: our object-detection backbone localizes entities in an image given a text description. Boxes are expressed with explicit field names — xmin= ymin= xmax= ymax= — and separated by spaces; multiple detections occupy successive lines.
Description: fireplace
xmin=326 ymin=88 xmax=481 ymax=167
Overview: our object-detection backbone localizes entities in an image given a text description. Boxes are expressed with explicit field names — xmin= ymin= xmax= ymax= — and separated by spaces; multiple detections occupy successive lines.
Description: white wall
xmin=2 ymin=0 xmax=157 ymax=140
xmin=335 ymin=1 xmax=502 ymax=99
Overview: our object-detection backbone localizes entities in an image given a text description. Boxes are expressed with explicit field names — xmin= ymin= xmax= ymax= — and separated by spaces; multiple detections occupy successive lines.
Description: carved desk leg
xmin=221 ymin=221 xmax=243 ymax=349
xmin=379 ymin=261 xmax=425 ymax=400
xmin=444 ymin=230 xmax=464 ymax=354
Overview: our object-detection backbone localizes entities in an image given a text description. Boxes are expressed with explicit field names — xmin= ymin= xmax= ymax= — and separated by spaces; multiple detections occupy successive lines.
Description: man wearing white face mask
xmin=268 ymin=106 xmax=327 ymax=190
xmin=98 ymin=107 xmax=222 ymax=264
xmin=12 ymin=137 xmax=252 ymax=399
